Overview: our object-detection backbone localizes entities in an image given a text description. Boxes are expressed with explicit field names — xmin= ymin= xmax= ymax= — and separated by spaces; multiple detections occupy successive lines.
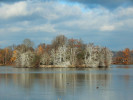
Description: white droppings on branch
xmin=16 ymin=51 xmax=35 ymax=67
xmin=85 ymin=44 xmax=113 ymax=67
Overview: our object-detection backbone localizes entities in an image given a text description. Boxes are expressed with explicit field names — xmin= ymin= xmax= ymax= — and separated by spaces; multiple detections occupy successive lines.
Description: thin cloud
xmin=0 ymin=1 xmax=133 ymax=50
xmin=0 ymin=1 xmax=28 ymax=19
xmin=100 ymin=25 xmax=115 ymax=31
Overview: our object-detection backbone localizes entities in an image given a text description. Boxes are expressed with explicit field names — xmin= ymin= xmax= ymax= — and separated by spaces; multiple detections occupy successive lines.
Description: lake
xmin=0 ymin=65 xmax=133 ymax=100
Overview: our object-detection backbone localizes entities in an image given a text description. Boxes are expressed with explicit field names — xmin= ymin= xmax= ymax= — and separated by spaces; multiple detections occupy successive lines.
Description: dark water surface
xmin=0 ymin=65 xmax=133 ymax=100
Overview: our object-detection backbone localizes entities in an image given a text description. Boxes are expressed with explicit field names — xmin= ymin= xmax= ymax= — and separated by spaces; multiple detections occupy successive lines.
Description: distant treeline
xmin=113 ymin=48 xmax=133 ymax=65
xmin=0 ymin=35 xmax=112 ymax=68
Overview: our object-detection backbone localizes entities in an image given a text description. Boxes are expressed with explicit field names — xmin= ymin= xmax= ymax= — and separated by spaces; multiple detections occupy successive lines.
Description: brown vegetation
xmin=113 ymin=48 xmax=133 ymax=64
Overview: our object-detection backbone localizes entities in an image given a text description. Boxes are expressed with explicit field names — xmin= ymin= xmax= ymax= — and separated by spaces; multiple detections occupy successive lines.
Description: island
xmin=0 ymin=35 xmax=112 ymax=68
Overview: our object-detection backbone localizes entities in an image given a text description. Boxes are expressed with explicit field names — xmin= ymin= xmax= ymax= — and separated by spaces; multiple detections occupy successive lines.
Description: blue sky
xmin=0 ymin=0 xmax=133 ymax=50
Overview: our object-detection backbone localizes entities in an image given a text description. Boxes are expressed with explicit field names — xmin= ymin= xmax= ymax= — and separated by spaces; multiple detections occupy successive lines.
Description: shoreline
xmin=0 ymin=64 xmax=5 ymax=66
xmin=1 ymin=64 xmax=133 ymax=68
xmin=14 ymin=65 xmax=108 ymax=68
xmin=39 ymin=65 xmax=87 ymax=68
xmin=0 ymin=64 xmax=15 ymax=66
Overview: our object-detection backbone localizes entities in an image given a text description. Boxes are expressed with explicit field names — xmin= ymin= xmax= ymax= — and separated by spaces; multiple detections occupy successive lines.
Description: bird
xmin=67 ymin=82 xmax=69 ymax=84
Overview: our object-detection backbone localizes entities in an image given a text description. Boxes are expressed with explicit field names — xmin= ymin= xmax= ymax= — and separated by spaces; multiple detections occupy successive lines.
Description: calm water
xmin=0 ymin=65 xmax=133 ymax=100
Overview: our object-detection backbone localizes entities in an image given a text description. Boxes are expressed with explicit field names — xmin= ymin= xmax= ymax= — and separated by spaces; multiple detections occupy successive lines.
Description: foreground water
xmin=0 ymin=65 xmax=133 ymax=100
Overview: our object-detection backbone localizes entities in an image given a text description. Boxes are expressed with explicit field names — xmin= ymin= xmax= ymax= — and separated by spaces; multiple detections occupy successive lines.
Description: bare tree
xmin=16 ymin=51 xmax=35 ymax=67
xmin=51 ymin=35 xmax=67 ymax=50
xmin=23 ymin=39 xmax=34 ymax=48
xmin=40 ymin=52 xmax=51 ymax=65
xmin=85 ymin=44 xmax=112 ymax=67
xmin=84 ymin=44 xmax=100 ymax=67
xmin=51 ymin=45 xmax=70 ymax=67
xmin=23 ymin=39 xmax=34 ymax=52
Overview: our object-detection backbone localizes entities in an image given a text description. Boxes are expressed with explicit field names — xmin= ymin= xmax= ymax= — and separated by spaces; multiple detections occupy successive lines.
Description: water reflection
xmin=116 ymin=65 xmax=133 ymax=68
xmin=0 ymin=68 xmax=112 ymax=93
xmin=0 ymin=66 xmax=133 ymax=100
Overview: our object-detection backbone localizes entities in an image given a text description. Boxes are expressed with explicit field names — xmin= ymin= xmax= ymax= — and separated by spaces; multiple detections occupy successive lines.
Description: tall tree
xmin=23 ymin=39 xmax=34 ymax=48
xmin=23 ymin=39 xmax=34 ymax=52
xmin=51 ymin=35 xmax=67 ymax=50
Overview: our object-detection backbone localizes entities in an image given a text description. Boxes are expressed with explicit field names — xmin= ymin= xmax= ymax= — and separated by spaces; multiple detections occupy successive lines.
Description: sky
xmin=0 ymin=0 xmax=133 ymax=50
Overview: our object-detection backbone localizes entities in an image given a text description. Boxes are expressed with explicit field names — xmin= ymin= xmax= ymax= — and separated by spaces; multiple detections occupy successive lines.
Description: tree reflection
xmin=0 ymin=68 xmax=112 ymax=95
